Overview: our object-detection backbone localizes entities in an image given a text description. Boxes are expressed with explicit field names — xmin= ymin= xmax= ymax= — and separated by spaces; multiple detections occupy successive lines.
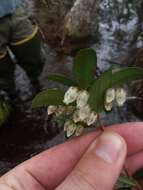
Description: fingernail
xmin=94 ymin=132 xmax=124 ymax=164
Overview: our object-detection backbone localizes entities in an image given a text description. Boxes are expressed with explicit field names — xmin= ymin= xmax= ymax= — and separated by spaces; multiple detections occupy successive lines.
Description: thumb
xmin=56 ymin=132 xmax=127 ymax=190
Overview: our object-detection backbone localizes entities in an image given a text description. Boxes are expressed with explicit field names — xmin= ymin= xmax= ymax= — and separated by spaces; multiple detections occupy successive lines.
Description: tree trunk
xmin=64 ymin=0 xmax=101 ymax=38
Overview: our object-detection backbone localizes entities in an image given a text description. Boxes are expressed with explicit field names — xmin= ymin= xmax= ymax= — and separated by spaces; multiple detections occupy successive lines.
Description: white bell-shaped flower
xmin=105 ymin=102 xmax=113 ymax=111
xmin=63 ymin=87 xmax=79 ymax=105
xmin=64 ymin=120 xmax=76 ymax=138
xmin=78 ymin=104 xmax=91 ymax=121
xmin=47 ymin=105 xmax=57 ymax=115
xmin=73 ymin=110 xmax=81 ymax=123
xmin=115 ymin=88 xmax=127 ymax=106
xmin=75 ymin=125 xmax=84 ymax=136
xmin=86 ymin=112 xmax=98 ymax=126
xmin=76 ymin=90 xmax=89 ymax=108
xmin=55 ymin=106 xmax=66 ymax=116
xmin=105 ymin=88 xmax=116 ymax=103
xmin=64 ymin=120 xmax=69 ymax=131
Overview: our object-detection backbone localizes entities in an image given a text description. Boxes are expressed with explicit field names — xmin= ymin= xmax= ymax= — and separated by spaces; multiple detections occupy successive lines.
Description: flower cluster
xmin=63 ymin=87 xmax=98 ymax=137
xmin=47 ymin=87 xmax=98 ymax=138
xmin=47 ymin=86 xmax=127 ymax=138
xmin=104 ymin=87 xmax=127 ymax=111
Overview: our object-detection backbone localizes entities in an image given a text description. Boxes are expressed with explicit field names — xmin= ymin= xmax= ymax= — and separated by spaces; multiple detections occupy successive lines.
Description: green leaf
xmin=88 ymin=67 xmax=143 ymax=113
xmin=115 ymin=175 xmax=136 ymax=189
xmin=88 ymin=69 xmax=112 ymax=113
xmin=32 ymin=89 xmax=65 ymax=108
xmin=47 ymin=74 xmax=78 ymax=87
xmin=111 ymin=67 xmax=143 ymax=86
xmin=73 ymin=48 xmax=97 ymax=89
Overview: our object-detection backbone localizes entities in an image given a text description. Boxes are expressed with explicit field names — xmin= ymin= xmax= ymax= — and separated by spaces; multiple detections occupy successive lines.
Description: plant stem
xmin=135 ymin=180 xmax=142 ymax=190
xmin=127 ymin=96 xmax=143 ymax=102
xmin=123 ymin=166 xmax=130 ymax=177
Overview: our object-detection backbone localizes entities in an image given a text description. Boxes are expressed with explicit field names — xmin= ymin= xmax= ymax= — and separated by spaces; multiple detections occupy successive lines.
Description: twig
xmin=127 ymin=96 xmax=143 ymax=102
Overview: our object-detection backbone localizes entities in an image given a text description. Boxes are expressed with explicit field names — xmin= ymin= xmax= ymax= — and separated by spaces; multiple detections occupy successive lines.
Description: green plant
xmin=32 ymin=48 xmax=143 ymax=189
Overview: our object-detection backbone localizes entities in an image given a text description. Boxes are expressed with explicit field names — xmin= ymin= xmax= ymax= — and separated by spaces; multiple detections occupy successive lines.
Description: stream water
xmin=0 ymin=0 xmax=142 ymax=175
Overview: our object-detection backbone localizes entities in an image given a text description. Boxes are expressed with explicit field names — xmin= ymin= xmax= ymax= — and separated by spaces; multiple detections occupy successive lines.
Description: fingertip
xmin=89 ymin=131 xmax=127 ymax=164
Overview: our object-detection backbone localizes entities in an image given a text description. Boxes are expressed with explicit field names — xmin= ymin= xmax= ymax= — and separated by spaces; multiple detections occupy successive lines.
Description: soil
xmin=0 ymin=101 xmax=61 ymax=175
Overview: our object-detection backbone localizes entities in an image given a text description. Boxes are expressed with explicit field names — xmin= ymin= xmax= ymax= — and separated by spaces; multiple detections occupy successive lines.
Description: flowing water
xmin=0 ymin=0 xmax=142 ymax=175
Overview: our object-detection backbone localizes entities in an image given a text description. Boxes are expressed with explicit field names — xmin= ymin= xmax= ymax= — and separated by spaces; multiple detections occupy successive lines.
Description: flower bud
xmin=86 ymin=112 xmax=98 ymax=126
xmin=105 ymin=102 xmax=113 ymax=111
xmin=75 ymin=125 xmax=84 ymax=136
xmin=76 ymin=90 xmax=89 ymax=108
xmin=116 ymin=88 xmax=127 ymax=106
xmin=55 ymin=106 xmax=66 ymax=116
xmin=47 ymin=105 xmax=57 ymax=115
xmin=63 ymin=87 xmax=79 ymax=105
xmin=64 ymin=120 xmax=76 ymax=138
xmin=105 ymin=88 xmax=116 ymax=103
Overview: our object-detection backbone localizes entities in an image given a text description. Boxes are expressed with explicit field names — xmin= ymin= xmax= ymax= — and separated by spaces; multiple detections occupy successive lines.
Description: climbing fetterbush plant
xmin=32 ymin=48 xmax=143 ymax=189
xmin=32 ymin=48 xmax=143 ymax=137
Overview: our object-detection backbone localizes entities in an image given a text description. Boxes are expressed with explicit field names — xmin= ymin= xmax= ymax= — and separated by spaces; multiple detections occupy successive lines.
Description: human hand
xmin=1 ymin=122 xmax=143 ymax=190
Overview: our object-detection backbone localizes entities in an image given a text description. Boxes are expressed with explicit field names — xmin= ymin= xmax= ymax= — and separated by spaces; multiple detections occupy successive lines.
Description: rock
xmin=64 ymin=0 xmax=100 ymax=38
xmin=33 ymin=0 xmax=75 ymax=42
xmin=127 ymin=48 xmax=143 ymax=118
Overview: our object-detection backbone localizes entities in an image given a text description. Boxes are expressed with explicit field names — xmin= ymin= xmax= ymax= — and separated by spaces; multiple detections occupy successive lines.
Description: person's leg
xmin=0 ymin=54 xmax=15 ymax=93
xmin=0 ymin=15 xmax=15 ymax=94
xmin=0 ymin=16 xmax=16 ymax=127
xmin=10 ymin=7 xmax=44 ymax=92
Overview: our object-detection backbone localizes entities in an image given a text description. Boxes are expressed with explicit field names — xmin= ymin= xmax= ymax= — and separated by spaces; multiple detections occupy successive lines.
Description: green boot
xmin=11 ymin=32 xmax=44 ymax=93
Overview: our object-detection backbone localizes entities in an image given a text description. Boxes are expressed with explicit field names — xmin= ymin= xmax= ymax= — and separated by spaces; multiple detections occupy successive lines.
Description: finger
xmin=1 ymin=122 xmax=143 ymax=190
xmin=21 ymin=122 xmax=143 ymax=189
xmin=56 ymin=132 xmax=127 ymax=190
xmin=0 ymin=130 xmax=99 ymax=190
xmin=126 ymin=151 xmax=143 ymax=175
xmin=107 ymin=122 xmax=143 ymax=156
xmin=0 ymin=167 xmax=45 ymax=190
